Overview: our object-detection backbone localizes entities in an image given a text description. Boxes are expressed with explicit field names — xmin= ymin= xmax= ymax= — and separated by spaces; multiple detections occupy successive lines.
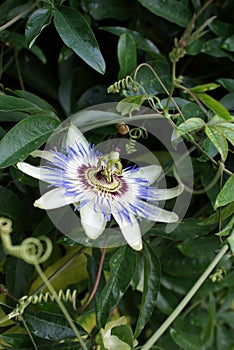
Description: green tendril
xmin=126 ymin=127 xmax=148 ymax=154
xmin=0 ymin=217 xmax=52 ymax=264
xmin=0 ymin=217 xmax=88 ymax=350
xmin=107 ymin=75 xmax=137 ymax=94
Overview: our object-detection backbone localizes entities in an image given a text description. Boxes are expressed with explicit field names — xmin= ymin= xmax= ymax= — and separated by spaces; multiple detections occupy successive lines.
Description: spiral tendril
xmin=0 ymin=217 xmax=53 ymax=265
xmin=4 ymin=288 xmax=79 ymax=322
xmin=107 ymin=76 xmax=137 ymax=94
xmin=125 ymin=127 xmax=148 ymax=154
xmin=0 ymin=217 xmax=88 ymax=350
xmin=22 ymin=289 xmax=78 ymax=309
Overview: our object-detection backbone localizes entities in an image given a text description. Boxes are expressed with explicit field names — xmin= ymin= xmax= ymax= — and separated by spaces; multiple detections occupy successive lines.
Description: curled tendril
xmin=20 ymin=289 xmax=78 ymax=310
xmin=107 ymin=75 xmax=138 ymax=94
xmin=0 ymin=217 xmax=53 ymax=264
xmin=4 ymin=289 xmax=79 ymax=322
xmin=0 ymin=218 xmax=88 ymax=350
xmin=126 ymin=127 xmax=148 ymax=154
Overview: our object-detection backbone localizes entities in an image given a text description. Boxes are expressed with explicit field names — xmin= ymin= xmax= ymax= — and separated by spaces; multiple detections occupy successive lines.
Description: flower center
xmin=87 ymin=169 xmax=122 ymax=193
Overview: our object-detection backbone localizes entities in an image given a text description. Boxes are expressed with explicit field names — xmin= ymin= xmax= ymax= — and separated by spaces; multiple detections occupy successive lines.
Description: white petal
xmin=113 ymin=212 xmax=142 ymax=251
xmin=80 ymin=202 xmax=106 ymax=240
xmin=34 ymin=188 xmax=74 ymax=209
xmin=30 ymin=150 xmax=55 ymax=162
xmin=128 ymin=165 xmax=162 ymax=185
xmin=66 ymin=125 xmax=89 ymax=151
xmin=138 ymin=202 xmax=179 ymax=223
xmin=157 ymin=184 xmax=184 ymax=201
xmin=17 ymin=162 xmax=44 ymax=180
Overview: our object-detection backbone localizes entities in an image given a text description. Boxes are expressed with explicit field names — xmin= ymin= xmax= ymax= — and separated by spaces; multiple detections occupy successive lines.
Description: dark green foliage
xmin=0 ymin=1 xmax=234 ymax=349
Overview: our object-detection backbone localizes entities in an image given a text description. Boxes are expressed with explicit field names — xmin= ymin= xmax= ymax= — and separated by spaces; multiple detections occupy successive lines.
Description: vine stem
xmin=0 ymin=1 xmax=40 ymax=32
xmin=34 ymin=263 xmax=88 ymax=350
xmin=141 ymin=228 xmax=234 ymax=350
xmin=80 ymin=236 xmax=108 ymax=311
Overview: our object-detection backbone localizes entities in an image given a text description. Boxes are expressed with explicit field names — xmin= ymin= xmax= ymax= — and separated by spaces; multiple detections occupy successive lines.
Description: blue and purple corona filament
xmin=17 ymin=125 xmax=183 ymax=250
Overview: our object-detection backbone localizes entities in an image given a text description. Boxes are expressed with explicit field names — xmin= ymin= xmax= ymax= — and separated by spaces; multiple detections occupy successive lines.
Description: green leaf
xmin=86 ymin=251 xmax=106 ymax=310
xmin=180 ymin=102 xmax=206 ymax=120
xmin=118 ymin=33 xmax=137 ymax=79
xmin=0 ymin=114 xmax=60 ymax=168
xmin=54 ymin=6 xmax=105 ymax=74
xmin=0 ymin=185 xmax=24 ymax=224
xmin=218 ymin=311 xmax=234 ymax=329
xmin=222 ymin=34 xmax=234 ymax=52
xmin=196 ymin=93 xmax=232 ymax=121
xmin=138 ymin=0 xmax=192 ymax=27
xmin=133 ymin=58 xmax=171 ymax=95
xmin=190 ymin=83 xmax=220 ymax=93
xmin=149 ymin=219 xmax=213 ymax=241
xmin=8 ymin=89 xmax=57 ymax=115
xmin=220 ymin=92 xmax=234 ymax=112
xmin=177 ymin=236 xmax=219 ymax=259
xmin=216 ymin=215 xmax=234 ymax=237
xmin=201 ymin=37 xmax=234 ymax=62
xmin=215 ymin=175 xmax=234 ymax=209
xmin=205 ymin=125 xmax=228 ymax=161
xmin=160 ymin=247 xmax=210 ymax=276
xmin=0 ymin=94 xmax=45 ymax=113
xmin=111 ymin=325 xmax=135 ymax=349
xmin=0 ymin=111 xmax=30 ymax=122
xmin=97 ymin=246 xmax=137 ymax=327
xmin=216 ymin=78 xmax=234 ymax=92
xmin=170 ymin=328 xmax=205 ymax=350
xmin=116 ymin=95 xmax=148 ymax=116
xmin=0 ymin=333 xmax=32 ymax=348
xmin=25 ymin=8 xmax=52 ymax=48
xmin=200 ymin=202 xmax=234 ymax=226
xmin=209 ymin=20 xmax=234 ymax=38
xmin=134 ymin=244 xmax=160 ymax=338
xmin=101 ymin=26 xmax=160 ymax=55
xmin=156 ymin=286 xmax=178 ymax=315
xmin=227 ymin=235 xmax=234 ymax=255
xmin=5 ymin=257 xmax=34 ymax=299
xmin=23 ymin=309 xmax=86 ymax=341
xmin=217 ymin=123 xmax=234 ymax=146
xmin=202 ymin=293 xmax=215 ymax=347
xmin=82 ymin=0 xmax=134 ymax=20
xmin=216 ymin=324 xmax=234 ymax=350
xmin=177 ymin=117 xmax=205 ymax=136
xmin=200 ymin=165 xmax=220 ymax=206
xmin=0 ymin=30 xmax=46 ymax=64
